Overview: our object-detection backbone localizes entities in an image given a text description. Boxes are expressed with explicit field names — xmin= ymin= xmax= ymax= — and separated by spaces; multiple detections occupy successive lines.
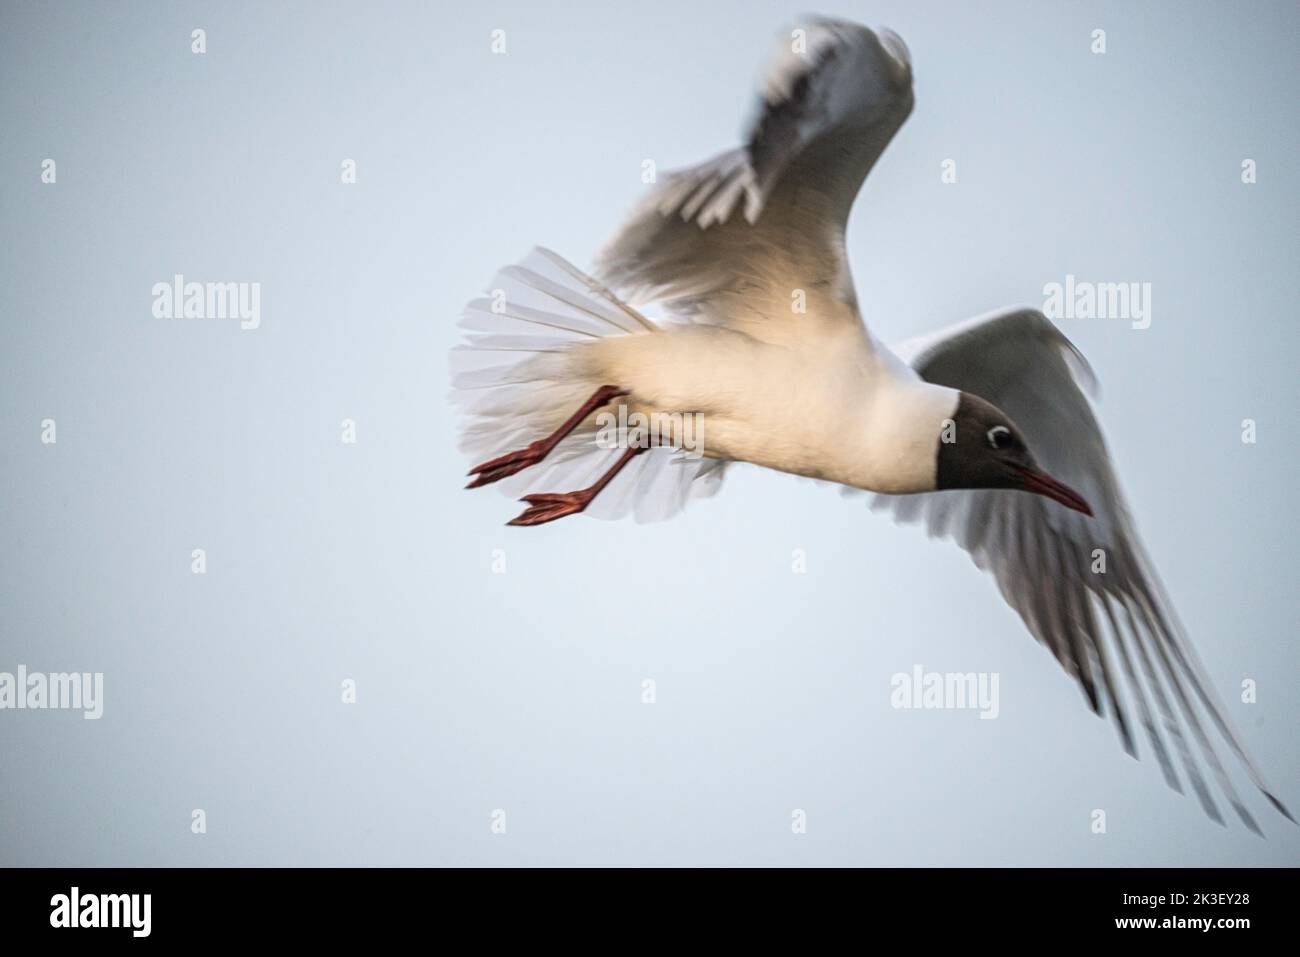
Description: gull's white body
xmin=450 ymin=17 xmax=1290 ymax=830
xmin=581 ymin=320 xmax=959 ymax=493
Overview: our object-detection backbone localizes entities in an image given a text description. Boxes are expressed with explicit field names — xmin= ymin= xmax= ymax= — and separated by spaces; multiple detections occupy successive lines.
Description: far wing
xmin=593 ymin=18 xmax=914 ymax=346
xmin=875 ymin=307 xmax=1291 ymax=831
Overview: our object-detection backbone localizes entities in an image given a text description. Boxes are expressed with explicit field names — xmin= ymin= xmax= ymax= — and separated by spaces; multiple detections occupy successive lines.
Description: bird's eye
xmin=987 ymin=425 xmax=1012 ymax=450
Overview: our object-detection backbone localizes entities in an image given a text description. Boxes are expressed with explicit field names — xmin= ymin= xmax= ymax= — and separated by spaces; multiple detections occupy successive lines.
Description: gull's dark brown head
xmin=935 ymin=392 xmax=1092 ymax=515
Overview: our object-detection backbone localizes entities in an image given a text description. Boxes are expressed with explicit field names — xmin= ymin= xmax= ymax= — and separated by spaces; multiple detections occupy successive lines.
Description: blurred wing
xmin=592 ymin=18 xmax=914 ymax=345
xmin=874 ymin=307 xmax=1291 ymax=831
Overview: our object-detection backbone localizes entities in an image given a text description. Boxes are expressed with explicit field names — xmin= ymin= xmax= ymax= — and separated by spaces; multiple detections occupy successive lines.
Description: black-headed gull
xmin=451 ymin=17 xmax=1290 ymax=830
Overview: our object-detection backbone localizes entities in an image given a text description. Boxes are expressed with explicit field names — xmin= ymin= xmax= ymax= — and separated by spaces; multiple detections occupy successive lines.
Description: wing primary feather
xmin=1130 ymin=558 xmax=1295 ymax=824
xmin=1098 ymin=594 xmax=1177 ymax=785
xmin=1015 ymin=509 xmax=1067 ymax=667
xmin=1073 ymin=584 xmax=1134 ymax=756
xmin=1048 ymin=531 xmax=1099 ymax=713
xmin=1129 ymin=591 xmax=1262 ymax=835
xmin=1116 ymin=595 xmax=1203 ymax=803
xmin=1120 ymin=596 xmax=1224 ymax=825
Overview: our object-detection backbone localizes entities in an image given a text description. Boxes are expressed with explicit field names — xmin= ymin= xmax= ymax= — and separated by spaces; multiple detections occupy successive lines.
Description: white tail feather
xmin=451 ymin=248 xmax=729 ymax=522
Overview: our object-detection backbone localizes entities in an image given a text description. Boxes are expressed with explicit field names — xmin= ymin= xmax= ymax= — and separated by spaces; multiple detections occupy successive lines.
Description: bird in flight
xmin=452 ymin=17 xmax=1290 ymax=830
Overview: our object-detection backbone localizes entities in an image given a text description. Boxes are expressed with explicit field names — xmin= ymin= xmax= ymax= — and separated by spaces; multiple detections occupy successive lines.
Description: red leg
xmin=507 ymin=446 xmax=648 ymax=526
xmin=466 ymin=385 xmax=627 ymax=489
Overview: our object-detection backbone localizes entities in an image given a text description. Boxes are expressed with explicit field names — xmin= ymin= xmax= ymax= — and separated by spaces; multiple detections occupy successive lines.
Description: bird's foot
xmin=466 ymin=441 xmax=549 ymax=488
xmin=506 ymin=490 xmax=594 ymax=526
xmin=465 ymin=385 xmax=630 ymax=489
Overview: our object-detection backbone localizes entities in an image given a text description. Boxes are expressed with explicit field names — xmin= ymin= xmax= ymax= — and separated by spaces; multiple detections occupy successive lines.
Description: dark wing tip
xmin=1118 ymin=723 xmax=1137 ymax=759
xmin=1231 ymin=802 xmax=1264 ymax=837
xmin=1266 ymin=793 xmax=1297 ymax=825
xmin=1079 ymin=676 xmax=1101 ymax=715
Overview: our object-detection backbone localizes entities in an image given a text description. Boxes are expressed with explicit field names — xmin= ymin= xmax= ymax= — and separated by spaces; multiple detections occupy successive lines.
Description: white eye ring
xmin=987 ymin=425 xmax=1011 ymax=449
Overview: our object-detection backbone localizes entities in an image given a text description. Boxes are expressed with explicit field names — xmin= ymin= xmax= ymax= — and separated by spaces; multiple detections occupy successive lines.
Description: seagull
xmin=452 ymin=17 xmax=1291 ymax=830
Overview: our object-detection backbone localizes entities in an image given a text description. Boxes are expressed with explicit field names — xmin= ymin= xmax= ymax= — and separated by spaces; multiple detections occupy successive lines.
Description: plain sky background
xmin=1 ymin=0 xmax=1296 ymax=866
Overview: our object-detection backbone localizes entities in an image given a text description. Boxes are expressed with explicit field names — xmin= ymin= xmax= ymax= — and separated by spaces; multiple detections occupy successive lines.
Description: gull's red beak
xmin=1013 ymin=466 xmax=1093 ymax=516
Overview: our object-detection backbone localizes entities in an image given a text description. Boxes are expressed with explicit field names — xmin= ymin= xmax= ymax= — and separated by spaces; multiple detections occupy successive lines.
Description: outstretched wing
xmin=593 ymin=18 xmax=914 ymax=345
xmin=874 ymin=307 xmax=1291 ymax=831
